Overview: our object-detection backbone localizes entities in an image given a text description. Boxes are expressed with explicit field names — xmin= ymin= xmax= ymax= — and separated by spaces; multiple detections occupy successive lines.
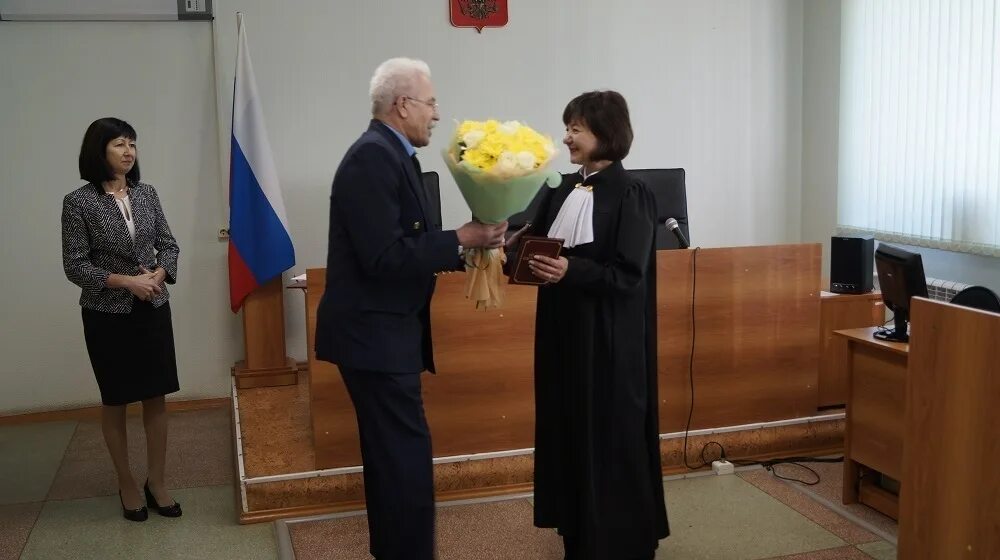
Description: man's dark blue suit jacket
xmin=315 ymin=120 xmax=460 ymax=374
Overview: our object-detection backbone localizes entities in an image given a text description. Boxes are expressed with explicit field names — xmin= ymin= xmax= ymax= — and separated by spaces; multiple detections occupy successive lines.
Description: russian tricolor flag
xmin=228 ymin=14 xmax=295 ymax=312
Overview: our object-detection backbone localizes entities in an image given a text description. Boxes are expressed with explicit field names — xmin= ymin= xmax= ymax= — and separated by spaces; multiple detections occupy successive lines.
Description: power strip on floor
xmin=712 ymin=460 xmax=735 ymax=475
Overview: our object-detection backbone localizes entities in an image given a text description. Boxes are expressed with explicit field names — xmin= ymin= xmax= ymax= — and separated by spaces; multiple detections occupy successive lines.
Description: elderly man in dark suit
xmin=315 ymin=57 xmax=506 ymax=560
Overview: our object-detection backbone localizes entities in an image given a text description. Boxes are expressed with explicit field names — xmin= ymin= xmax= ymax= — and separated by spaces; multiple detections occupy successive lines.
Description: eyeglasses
xmin=405 ymin=96 xmax=439 ymax=110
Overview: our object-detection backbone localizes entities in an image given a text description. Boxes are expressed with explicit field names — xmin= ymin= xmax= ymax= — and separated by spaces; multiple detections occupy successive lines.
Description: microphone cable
xmin=678 ymin=245 xmax=844 ymax=484
xmin=681 ymin=246 xmax=721 ymax=469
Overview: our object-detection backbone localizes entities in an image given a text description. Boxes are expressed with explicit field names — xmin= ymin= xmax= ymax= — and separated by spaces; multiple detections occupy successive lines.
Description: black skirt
xmin=82 ymin=299 xmax=180 ymax=406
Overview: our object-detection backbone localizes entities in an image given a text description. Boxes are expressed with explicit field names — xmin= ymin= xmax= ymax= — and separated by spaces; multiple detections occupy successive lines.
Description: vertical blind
xmin=838 ymin=0 xmax=1000 ymax=256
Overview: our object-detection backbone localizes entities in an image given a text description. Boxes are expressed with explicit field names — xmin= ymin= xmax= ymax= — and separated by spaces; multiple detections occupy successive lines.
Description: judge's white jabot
xmin=547 ymin=183 xmax=594 ymax=248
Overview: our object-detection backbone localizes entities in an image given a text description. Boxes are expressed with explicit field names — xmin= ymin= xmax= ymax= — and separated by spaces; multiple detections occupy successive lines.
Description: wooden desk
xmin=818 ymin=292 xmax=884 ymax=408
xmin=899 ymin=299 xmax=1000 ymax=559
xmin=307 ymin=244 xmax=822 ymax=469
xmin=836 ymin=326 xmax=908 ymax=520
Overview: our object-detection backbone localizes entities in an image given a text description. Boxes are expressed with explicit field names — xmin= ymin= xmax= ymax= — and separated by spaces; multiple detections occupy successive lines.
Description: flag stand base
xmin=232 ymin=357 xmax=298 ymax=389
xmin=232 ymin=277 xmax=298 ymax=389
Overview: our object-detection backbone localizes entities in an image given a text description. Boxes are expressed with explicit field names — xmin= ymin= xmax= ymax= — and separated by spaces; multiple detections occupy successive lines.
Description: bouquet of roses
xmin=442 ymin=119 xmax=561 ymax=308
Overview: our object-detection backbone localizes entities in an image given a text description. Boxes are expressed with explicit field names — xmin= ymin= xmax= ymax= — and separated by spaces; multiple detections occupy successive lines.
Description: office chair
xmin=630 ymin=168 xmax=689 ymax=250
xmin=950 ymin=286 xmax=1000 ymax=313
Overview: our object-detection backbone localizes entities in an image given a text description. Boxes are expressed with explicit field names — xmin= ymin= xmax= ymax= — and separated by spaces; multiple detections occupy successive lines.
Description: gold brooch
xmin=575 ymin=183 xmax=593 ymax=192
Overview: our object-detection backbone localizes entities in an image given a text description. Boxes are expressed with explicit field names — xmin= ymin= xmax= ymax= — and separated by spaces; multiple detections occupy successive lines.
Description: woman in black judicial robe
xmin=517 ymin=91 xmax=669 ymax=560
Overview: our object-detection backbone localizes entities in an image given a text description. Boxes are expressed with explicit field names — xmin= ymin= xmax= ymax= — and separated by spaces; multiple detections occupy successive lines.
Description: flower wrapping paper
xmin=442 ymin=119 xmax=561 ymax=308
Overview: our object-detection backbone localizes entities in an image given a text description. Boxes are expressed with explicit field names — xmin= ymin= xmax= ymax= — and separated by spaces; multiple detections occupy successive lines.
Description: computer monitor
xmin=873 ymin=243 xmax=928 ymax=342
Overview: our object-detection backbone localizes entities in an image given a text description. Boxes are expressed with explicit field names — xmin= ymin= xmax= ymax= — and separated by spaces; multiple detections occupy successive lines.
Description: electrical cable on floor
xmin=679 ymin=246 xmax=845 ymax=485
xmin=731 ymin=456 xmax=844 ymax=485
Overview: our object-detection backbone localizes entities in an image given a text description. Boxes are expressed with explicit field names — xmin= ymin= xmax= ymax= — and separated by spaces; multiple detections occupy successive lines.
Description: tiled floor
xmin=286 ymin=499 xmax=564 ymax=560
xmin=21 ymin=485 xmax=274 ymax=560
xmin=856 ymin=541 xmax=898 ymax=560
xmin=737 ymin=470 xmax=880 ymax=545
xmin=282 ymin=469 xmax=898 ymax=560
xmin=0 ymin=503 xmax=42 ymax=560
xmin=770 ymin=461 xmax=898 ymax=540
xmin=0 ymin=421 xmax=77 ymax=505
xmin=660 ymin=474 xmax=845 ymax=559
xmin=1 ymin=404 xmax=897 ymax=560
xmin=0 ymin=406 xmax=275 ymax=560
xmin=47 ymin=409 xmax=233 ymax=501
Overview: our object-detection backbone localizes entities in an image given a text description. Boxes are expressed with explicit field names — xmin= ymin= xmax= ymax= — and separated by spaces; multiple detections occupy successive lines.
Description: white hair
xmin=369 ymin=57 xmax=431 ymax=116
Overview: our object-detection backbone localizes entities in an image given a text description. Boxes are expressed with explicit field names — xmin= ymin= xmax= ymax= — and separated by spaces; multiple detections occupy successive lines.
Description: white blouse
xmin=114 ymin=195 xmax=136 ymax=241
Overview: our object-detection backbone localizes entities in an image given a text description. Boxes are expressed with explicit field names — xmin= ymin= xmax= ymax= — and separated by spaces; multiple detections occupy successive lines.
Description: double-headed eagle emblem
xmin=457 ymin=0 xmax=499 ymax=20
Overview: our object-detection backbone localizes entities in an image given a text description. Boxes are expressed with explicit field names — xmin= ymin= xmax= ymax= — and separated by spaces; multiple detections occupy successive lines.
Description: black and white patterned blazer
xmin=61 ymin=182 xmax=180 ymax=313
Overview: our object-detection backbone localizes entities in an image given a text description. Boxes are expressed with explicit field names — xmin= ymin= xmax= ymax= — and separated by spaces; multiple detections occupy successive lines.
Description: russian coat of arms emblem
xmin=449 ymin=0 xmax=508 ymax=33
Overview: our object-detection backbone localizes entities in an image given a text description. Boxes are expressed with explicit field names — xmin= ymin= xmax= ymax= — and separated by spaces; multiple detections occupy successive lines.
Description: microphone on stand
xmin=664 ymin=218 xmax=690 ymax=249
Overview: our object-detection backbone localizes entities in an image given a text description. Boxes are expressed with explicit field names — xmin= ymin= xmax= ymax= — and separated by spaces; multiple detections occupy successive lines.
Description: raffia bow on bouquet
xmin=442 ymin=119 xmax=561 ymax=309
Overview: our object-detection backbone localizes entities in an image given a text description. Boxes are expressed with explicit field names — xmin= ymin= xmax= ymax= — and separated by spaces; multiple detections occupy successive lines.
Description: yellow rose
xmin=450 ymin=119 xmax=556 ymax=174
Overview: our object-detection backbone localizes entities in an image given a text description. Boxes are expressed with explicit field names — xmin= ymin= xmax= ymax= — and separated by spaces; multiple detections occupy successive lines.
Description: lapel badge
xmin=413 ymin=221 xmax=422 ymax=230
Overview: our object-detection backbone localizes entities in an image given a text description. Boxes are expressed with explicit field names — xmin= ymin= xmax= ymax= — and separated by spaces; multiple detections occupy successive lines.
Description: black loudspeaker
xmin=830 ymin=236 xmax=874 ymax=294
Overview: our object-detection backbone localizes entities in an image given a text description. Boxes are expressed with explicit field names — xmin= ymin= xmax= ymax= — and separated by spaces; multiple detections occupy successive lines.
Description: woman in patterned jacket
xmin=61 ymin=117 xmax=182 ymax=522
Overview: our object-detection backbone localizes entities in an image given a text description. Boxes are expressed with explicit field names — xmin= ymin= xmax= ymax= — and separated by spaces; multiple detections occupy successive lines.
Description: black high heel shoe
xmin=144 ymin=481 xmax=182 ymax=517
xmin=119 ymin=491 xmax=148 ymax=522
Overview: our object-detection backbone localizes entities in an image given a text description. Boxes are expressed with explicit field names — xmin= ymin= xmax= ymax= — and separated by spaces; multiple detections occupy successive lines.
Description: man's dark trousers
xmin=340 ymin=366 xmax=434 ymax=560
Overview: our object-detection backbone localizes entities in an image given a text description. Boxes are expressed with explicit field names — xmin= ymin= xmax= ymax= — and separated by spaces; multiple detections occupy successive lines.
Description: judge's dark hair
xmin=562 ymin=90 xmax=633 ymax=161
xmin=78 ymin=117 xmax=140 ymax=186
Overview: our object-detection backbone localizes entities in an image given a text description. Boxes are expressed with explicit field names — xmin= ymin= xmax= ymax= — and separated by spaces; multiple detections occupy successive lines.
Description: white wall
xmin=801 ymin=0 xmax=840 ymax=279
xmin=1 ymin=1 xmax=807 ymax=414
xmin=0 ymin=22 xmax=239 ymax=414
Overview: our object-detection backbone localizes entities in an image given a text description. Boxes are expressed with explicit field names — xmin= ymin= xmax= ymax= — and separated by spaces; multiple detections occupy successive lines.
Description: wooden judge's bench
xmin=303 ymin=244 xmax=827 ymax=469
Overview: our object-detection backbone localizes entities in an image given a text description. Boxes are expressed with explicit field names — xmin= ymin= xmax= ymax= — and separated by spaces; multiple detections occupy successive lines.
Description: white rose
xmin=462 ymin=130 xmax=486 ymax=149
xmin=515 ymin=151 xmax=536 ymax=170
xmin=498 ymin=120 xmax=521 ymax=135
xmin=496 ymin=151 xmax=518 ymax=174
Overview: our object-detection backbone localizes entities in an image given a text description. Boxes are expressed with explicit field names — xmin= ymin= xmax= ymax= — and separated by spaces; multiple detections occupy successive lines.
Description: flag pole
xmin=229 ymin=11 xmax=298 ymax=388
